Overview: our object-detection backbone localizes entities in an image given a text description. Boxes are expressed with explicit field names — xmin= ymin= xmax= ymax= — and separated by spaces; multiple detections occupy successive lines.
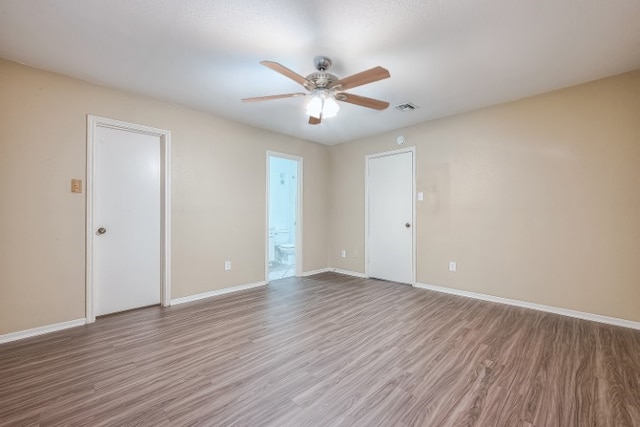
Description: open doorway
xmin=267 ymin=152 xmax=302 ymax=282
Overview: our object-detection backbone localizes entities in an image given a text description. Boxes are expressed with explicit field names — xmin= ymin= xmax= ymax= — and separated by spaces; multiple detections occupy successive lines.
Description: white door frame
xmin=364 ymin=146 xmax=416 ymax=285
xmin=265 ymin=151 xmax=303 ymax=283
xmin=86 ymin=115 xmax=172 ymax=323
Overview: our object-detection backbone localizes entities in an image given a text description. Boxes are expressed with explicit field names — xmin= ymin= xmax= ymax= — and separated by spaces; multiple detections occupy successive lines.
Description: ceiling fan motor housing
xmin=304 ymin=71 xmax=340 ymax=90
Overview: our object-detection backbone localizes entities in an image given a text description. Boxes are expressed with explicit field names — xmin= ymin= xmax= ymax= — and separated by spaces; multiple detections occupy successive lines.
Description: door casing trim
xmin=86 ymin=115 xmax=171 ymax=323
xmin=364 ymin=146 xmax=416 ymax=285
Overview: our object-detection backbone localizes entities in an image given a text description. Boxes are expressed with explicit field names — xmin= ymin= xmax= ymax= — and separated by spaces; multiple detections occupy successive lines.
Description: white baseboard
xmin=171 ymin=281 xmax=267 ymax=306
xmin=333 ymin=268 xmax=367 ymax=278
xmin=414 ymin=282 xmax=640 ymax=331
xmin=302 ymin=268 xmax=333 ymax=277
xmin=302 ymin=267 xmax=367 ymax=278
xmin=0 ymin=318 xmax=86 ymax=344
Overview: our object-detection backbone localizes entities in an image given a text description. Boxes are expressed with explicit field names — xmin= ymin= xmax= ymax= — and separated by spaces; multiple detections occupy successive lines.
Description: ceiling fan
xmin=242 ymin=56 xmax=390 ymax=125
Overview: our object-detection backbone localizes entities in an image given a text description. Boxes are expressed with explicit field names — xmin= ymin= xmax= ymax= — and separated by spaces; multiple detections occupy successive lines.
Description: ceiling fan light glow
xmin=306 ymin=96 xmax=323 ymax=118
xmin=322 ymin=97 xmax=340 ymax=118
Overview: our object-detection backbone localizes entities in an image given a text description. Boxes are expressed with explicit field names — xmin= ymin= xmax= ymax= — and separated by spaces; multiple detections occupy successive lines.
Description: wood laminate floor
xmin=1 ymin=272 xmax=639 ymax=426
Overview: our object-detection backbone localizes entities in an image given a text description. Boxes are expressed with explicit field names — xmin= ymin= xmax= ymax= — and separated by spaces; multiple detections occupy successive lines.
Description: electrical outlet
xmin=341 ymin=249 xmax=347 ymax=258
xmin=449 ymin=261 xmax=457 ymax=272
xmin=224 ymin=261 xmax=232 ymax=271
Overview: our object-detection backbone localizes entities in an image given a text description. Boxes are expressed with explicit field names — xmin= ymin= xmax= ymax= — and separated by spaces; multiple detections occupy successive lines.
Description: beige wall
xmin=330 ymin=71 xmax=640 ymax=322
xmin=1 ymin=58 xmax=638 ymax=336
xmin=0 ymin=59 xmax=330 ymax=334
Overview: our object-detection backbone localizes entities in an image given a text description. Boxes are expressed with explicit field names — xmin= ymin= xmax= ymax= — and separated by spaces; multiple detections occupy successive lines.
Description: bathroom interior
xmin=268 ymin=155 xmax=299 ymax=281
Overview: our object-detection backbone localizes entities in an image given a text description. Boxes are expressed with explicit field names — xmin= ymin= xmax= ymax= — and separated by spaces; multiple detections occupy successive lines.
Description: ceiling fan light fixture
xmin=306 ymin=90 xmax=340 ymax=119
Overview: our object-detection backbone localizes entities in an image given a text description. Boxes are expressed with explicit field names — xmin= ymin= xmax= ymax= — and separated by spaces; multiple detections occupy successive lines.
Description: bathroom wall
xmin=268 ymin=156 xmax=298 ymax=246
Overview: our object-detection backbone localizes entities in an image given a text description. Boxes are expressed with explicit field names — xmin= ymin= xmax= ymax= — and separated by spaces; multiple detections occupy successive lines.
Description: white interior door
xmin=367 ymin=150 xmax=414 ymax=284
xmin=94 ymin=125 xmax=161 ymax=316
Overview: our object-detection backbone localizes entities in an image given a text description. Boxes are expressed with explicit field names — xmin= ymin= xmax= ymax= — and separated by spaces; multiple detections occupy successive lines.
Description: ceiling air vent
xmin=395 ymin=102 xmax=419 ymax=112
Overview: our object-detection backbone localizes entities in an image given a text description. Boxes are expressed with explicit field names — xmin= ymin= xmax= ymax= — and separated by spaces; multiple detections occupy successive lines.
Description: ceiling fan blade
xmin=339 ymin=93 xmax=390 ymax=110
xmin=334 ymin=66 xmax=390 ymax=91
xmin=260 ymin=60 xmax=311 ymax=87
xmin=308 ymin=116 xmax=321 ymax=125
xmin=241 ymin=93 xmax=306 ymax=102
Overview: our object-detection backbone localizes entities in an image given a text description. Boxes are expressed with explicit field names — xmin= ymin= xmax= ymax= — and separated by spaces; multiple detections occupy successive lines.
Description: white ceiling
xmin=1 ymin=1 xmax=639 ymax=145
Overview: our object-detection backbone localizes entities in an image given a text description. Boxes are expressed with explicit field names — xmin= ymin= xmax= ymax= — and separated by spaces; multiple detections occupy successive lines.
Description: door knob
xmin=97 ymin=227 xmax=107 ymax=235
xmin=405 ymin=223 xmax=411 ymax=228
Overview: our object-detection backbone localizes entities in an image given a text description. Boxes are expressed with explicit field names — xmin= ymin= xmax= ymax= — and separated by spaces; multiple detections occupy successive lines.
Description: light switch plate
xmin=71 ymin=179 xmax=82 ymax=193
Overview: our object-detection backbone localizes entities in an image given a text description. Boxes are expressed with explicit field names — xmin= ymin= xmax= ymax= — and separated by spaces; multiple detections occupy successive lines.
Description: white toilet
xmin=269 ymin=228 xmax=289 ymax=264
xmin=277 ymin=243 xmax=296 ymax=265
